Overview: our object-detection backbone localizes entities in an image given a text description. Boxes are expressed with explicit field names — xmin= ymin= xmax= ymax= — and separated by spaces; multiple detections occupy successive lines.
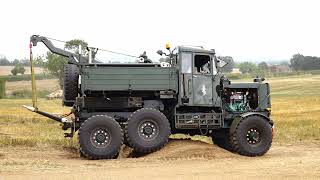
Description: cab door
xmin=179 ymin=52 xmax=193 ymax=105
xmin=192 ymin=54 xmax=213 ymax=106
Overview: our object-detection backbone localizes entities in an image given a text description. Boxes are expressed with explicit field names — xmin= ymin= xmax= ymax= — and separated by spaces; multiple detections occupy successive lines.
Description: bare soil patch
xmin=1 ymin=140 xmax=319 ymax=180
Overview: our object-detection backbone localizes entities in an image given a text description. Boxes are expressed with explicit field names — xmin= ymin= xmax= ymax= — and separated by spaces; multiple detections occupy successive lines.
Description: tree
xmin=290 ymin=54 xmax=304 ymax=71
xmin=44 ymin=39 xmax=88 ymax=87
xmin=20 ymin=58 xmax=30 ymax=66
xmin=65 ymin=39 xmax=88 ymax=56
xmin=0 ymin=57 xmax=10 ymax=65
xmin=290 ymin=54 xmax=320 ymax=71
xmin=218 ymin=56 xmax=235 ymax=72
xmin=33 ymin=56 xmax=45 ymax=67
xmin=11 ymin=63 xmax=25 ymax=75
xmin=45 ymin=52 xmax=68 ymax=87
xmin=11 ymin=68 xmax=18 ymax=76
xmin=258 ymin=61 xmax=269 ymax=72
xmin=12 ymin=59 xmax=20 ymax=65
xmin=238 ymin=62 xmax=257 ymax=74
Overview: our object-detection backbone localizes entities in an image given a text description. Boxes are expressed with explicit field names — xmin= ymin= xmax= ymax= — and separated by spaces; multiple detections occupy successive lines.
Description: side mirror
xmin=157 ymin=50 xmax=164 ymax=56
xmin=217 ymin=58 xmax=227 ymax=68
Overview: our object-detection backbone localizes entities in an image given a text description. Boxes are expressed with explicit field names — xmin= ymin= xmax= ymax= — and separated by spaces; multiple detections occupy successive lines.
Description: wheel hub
xmin=96 ymin=133 xmax=106 ymax=143
xmin=143 ymin=125 xmax=153 ymax=135
xmin=246 ymin=128 xmax=261 ymax=144
xmin=139 ymin=121 xmax=158 ymax=140
xmin=91 ymin=129 xmax=110 ymax=148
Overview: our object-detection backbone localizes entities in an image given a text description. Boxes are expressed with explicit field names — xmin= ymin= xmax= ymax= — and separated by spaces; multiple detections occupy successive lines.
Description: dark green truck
xmin=24 ymin=35 xmax=274 ymax=159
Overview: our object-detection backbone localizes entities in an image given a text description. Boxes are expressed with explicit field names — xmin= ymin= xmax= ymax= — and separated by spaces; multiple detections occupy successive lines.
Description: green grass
xmin=0 ymin=73 xmax=55 ymax=82
xmin=0 ymin=99 xmax=77 ymax=148
xmin=8 ymin=89 xmax=50 ymax=98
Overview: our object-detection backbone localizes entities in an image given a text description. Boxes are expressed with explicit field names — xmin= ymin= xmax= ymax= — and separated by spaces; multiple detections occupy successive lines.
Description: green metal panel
xmin=258 ymin=83 xmax=271 ymax=109
xmin=82 ymin=66 xmax=178 ymax=91
xmin=193 ymin=75 xmax=213 ymax=105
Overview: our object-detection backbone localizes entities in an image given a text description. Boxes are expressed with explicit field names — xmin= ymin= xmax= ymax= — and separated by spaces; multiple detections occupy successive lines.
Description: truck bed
xmin=81 ymin=66 xmax=178 ymax=92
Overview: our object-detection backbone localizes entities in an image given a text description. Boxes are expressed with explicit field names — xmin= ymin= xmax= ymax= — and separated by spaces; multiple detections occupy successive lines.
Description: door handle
xmin=188 ymin=79 xmax=191 ymax=94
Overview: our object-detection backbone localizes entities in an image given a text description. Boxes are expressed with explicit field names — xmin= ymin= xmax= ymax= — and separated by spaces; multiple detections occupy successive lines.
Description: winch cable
xmin=45 ymin=36 xmax=140 ymax=58
xmin=29 ymin=41 xmax=38 ymax=109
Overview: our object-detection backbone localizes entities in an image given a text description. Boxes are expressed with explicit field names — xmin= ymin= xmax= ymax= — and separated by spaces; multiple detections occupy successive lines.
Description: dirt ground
xmin=0 ymin=140 xmax=319 ymax=180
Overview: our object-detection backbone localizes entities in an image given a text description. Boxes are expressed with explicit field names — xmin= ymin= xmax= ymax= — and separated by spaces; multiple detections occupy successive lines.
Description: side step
xmin=175 ymin=112 xmax=221 ymax=129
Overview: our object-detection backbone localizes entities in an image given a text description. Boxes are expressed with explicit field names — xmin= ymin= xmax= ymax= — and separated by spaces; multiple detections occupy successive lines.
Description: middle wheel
xmin=126 ymin=108 xmax=171 ymax=153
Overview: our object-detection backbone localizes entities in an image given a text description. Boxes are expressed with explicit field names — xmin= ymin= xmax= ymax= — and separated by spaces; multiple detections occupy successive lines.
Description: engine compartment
xmin=224 ymin=88 xmax=259 ymax=112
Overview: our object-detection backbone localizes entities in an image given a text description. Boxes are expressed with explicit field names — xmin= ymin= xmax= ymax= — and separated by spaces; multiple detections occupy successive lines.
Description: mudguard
xmin=240 ymin=112 xmax=274 ymax=125
xmin=230 ymin=112 xmax=274 ymax=136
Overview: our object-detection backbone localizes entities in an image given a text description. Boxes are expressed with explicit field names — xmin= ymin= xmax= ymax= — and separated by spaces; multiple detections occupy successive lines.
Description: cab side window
xmin=194 ymin=55 xmax=211 ymax=74
xmin=181 ymin=53 xmax=192 ymax=73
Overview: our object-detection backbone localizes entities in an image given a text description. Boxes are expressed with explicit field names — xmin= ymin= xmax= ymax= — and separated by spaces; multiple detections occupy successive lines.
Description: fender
xmin=230 ymin=111 xmax=274 ymax=135
xmin=240 ymin=112 xmax=274 ymax=126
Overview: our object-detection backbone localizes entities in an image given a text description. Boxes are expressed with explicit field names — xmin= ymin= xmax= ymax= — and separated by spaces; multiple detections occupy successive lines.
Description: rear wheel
xmin=126 ymin=108 xmax=171 ymax=153
xmin=230 ymin=115 xmax=272 ymax=156
xmin=78 ymin=115 xmax=123 ymax=159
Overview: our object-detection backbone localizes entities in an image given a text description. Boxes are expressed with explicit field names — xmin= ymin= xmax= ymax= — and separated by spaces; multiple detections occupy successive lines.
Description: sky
xmin=0 ymin=0 xmax=319 ymax=63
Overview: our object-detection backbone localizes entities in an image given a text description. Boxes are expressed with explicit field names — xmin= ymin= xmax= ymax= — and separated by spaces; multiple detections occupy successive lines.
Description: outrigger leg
xmin=22 ymin=41 xmax=74 ymax=137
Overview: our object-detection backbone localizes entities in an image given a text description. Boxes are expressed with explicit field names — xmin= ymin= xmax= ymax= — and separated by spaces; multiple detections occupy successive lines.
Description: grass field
xmin=5 ymin=79 xmax=59 ymax=95
xmin=0 ymin=75 xmax=319 ymax=148
xmin=268 ymin=75 xmax=320 ymax=144
xmin=0 ymin=66 xmax=44 ymax=76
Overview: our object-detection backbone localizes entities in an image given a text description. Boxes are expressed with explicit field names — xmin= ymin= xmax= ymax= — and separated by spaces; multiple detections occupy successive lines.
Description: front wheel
xmin=230 ymin=115 xmax=272 ymax=156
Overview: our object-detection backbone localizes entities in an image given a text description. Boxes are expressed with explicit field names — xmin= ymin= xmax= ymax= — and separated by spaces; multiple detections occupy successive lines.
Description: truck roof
xmin=178 ymin=46 xmax=215 ymax=55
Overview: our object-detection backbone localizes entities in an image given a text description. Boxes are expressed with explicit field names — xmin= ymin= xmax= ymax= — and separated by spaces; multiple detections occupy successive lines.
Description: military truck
xmin=24 ymin=35 xmax=274 ymax=159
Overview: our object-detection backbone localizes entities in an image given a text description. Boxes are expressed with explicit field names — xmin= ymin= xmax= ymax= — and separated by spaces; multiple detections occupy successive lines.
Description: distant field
xmin=5 ymin=79 xmax=59 ymax=95
xmin=0 ymin=65 xmax=44 ymax=75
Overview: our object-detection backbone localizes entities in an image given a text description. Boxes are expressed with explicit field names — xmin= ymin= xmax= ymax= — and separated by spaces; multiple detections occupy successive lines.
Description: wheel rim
xmin=90 ymin=128 xmax=111 ymax=148
xmin=246 ymin=128 xmax=261 ymax=145
xmin=138 ymin=119 xmax=159 ymax=141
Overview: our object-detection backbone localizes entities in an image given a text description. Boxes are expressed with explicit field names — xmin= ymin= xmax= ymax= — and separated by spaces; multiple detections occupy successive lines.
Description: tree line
xmin=290 ymin=54 xmax=320 ymax=71
xmin=219 ymin=53 xmax=320 ymax=74
xmin=218 ymin=56 xmax=269 ymax=75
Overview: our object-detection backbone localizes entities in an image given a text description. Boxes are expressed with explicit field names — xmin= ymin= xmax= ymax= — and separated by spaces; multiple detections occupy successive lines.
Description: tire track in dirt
xmin=120 ymin=139 xmax=236 ymax=160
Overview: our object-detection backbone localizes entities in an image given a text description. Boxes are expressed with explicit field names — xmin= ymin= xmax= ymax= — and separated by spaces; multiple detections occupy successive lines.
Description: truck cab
xmin=177 ymin=46 xmax=221 ymax=107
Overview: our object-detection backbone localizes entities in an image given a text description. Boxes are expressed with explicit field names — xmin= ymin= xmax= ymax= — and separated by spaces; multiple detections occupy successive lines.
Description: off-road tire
xmin=230 ymin=115 xmax=272 ymax=156
xmin=119 ymin=122 xmax=132 ymax=148
xmin=78 ymin=115 xmax=123 ymax=160
xmin=63 ymin=64 xmax=79 ymax=106
xmin=211 ymin=129 xmax=234 ymax=152
xmin=126 ymin=108 xmax=171 ymax=153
